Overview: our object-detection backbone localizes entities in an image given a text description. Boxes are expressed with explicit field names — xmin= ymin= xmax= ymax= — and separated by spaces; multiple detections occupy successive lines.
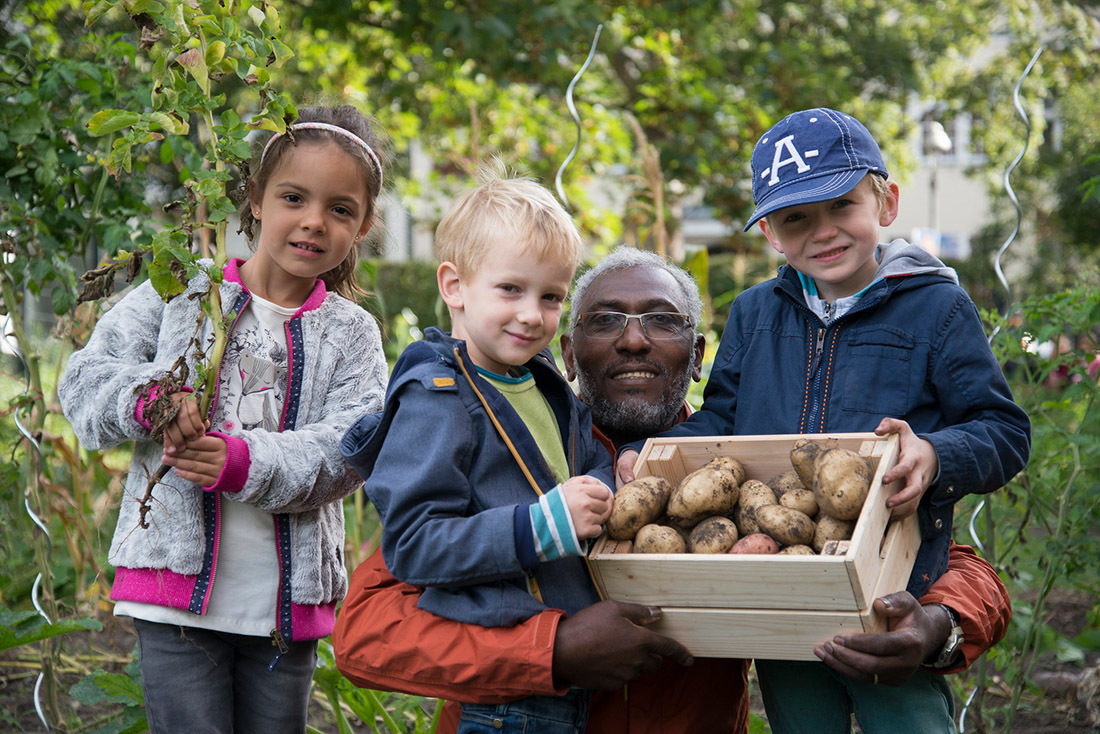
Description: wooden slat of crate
xmin=644 ymin=606 xmax=874 ymax=661
xmin=587 ymin=550 xmax=861 ymax=610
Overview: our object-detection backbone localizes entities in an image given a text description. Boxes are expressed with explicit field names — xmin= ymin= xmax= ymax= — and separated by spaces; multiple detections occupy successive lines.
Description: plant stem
xmin=1001 ymin=434 xmax=1083 ymax=732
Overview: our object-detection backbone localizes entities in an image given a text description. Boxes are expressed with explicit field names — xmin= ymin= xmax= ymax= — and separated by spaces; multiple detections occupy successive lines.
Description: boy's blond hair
xmin=435 ymin=158 xmax=583 ymax=276
xmin=866 ymin=172 xmax=893 ymax=210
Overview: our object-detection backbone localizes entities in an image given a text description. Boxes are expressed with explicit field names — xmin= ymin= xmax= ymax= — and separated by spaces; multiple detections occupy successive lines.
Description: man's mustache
xmin=599 ymin=357 xmax=668 ymax=381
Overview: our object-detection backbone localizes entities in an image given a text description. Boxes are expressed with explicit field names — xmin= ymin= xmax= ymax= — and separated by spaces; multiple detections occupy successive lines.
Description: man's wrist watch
xmin=924 ymin=603 xmax=964 ymax=669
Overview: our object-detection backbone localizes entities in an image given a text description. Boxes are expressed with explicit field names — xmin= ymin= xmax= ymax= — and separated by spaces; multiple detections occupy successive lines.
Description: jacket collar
xmin=222 ymin=257 xmax=329 ymax=317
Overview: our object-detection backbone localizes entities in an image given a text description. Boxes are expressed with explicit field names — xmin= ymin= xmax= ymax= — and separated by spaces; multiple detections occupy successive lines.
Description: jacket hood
xmin=874 ymin=238 xmax=959 ymax=285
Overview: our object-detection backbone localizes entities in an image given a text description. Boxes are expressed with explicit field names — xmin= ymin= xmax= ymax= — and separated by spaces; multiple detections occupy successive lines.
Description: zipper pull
xmin=816 ymin=327 xmax=826 ymax=360
xmin=268 ymin=627 xmax=289 ymax=671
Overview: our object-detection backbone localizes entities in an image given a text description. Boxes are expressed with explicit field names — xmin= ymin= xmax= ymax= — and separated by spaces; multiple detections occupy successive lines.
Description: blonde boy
xmin=342 ymin=163 xmax=613 ymax=733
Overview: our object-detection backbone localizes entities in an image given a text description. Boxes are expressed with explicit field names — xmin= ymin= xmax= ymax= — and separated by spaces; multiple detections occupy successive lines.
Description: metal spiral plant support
xmin=966 ymin=44 xmax=1043 ymax=558
xmin=555 ymin=23 xmax=603 ymax=210
xmin=3 ymin=317 xmax=53 ymax=731
xmin=959 ymin=45 xmax=1043 ymax=734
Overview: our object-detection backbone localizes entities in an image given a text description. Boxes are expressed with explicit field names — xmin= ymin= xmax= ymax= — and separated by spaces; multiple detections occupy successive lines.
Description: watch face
xmin=934 ymin=625 xmax=964 ymax=668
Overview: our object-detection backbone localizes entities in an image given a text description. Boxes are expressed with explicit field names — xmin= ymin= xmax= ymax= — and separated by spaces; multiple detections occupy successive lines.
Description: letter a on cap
xmin=767 ymin=135 xmax=817 ymax=186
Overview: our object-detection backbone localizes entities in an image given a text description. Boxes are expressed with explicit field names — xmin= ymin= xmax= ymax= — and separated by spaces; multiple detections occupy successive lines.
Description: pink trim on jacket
xmin=222 ymin=258 xmax=329 ymax=314
xmin=291 ymin=600 xmax=339 ymax=640
xmin=202 ymin=432 xmax=251 ymax=493
xmin=111 ymin=567 xmax=339 ymax=640
xmin=111 ymin=567 xmax=196 ymax=610
xmin=134 ymin=385 xmax=195 ymax=430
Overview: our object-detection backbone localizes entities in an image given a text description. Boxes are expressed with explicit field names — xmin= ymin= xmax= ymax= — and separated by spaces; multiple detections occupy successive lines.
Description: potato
xmin=812 ymin=514 xmax=856 ymax=552
xmin=790 ymin=438 xmax=838 ymax=489
xmin=633 ymin=523 xmax=687 ymax=553
xmin=735 ymin=479 xmax=777 ymax=536
xmin=728 ymin=533 xmax=780 ymax=554
xmin=766 ymin=469 xmax=808 ymax=498
xmin=777 ymin=544 xmax=816 ymax=555
xmin=779 ymin=488 xmax=818 ymax=517
xmin=734 ymin=505 xmax=759 ymax=537
xmin=702 ymin=456 xmax=747 ymax=487
xmin=755 ymin=504 xmax=815 ymax=547
xmin=607 ymin=476 xmax=674 ymax=540
xmin=687 ymin=516 xmax=738 ymax=554
xmin=813 ymin=448 xmax=873 ymax=521
xmin=667 ymin=466 xmax=739 ymax=528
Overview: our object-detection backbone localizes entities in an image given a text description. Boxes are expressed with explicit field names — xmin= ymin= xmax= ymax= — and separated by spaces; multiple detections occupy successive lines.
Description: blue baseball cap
xmin=744 ymin=108 xmax=889 ymax=232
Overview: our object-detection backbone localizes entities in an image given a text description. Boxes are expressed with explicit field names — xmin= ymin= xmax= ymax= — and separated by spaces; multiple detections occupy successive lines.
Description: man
xmin=333 ymin=247 xmax=1011 ymax=733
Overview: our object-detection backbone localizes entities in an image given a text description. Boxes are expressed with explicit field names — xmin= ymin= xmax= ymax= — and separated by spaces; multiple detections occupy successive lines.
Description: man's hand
xmin=561 ymin=476 xmax=613 ymax=539
xmin=875 ymin=417 xmax=938 ymax=518
xmin=162 ymin=434 xmax=227 ymax=487
xmin=813 ymin=592 xmax=949 ymax=686
xmin=552 ymin=600 xmax=694 ymax=690
xmin=615 ymin=449 xmax=640 ymax=488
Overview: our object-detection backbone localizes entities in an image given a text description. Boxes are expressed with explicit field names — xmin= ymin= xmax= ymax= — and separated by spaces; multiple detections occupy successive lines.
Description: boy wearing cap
xmin=618 ymin=108 xmax=1030 ymax=733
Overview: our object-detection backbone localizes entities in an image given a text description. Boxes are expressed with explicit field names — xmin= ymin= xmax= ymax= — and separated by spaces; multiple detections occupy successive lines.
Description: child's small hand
xmin=561 ymin=476 xmax=614 ymax=539
xmin=162 ymin=434 xmax=227 ymax=487
xmin=162 ymin=393 xmax=208 ymax=456
xmin=875 ymin=417 xmax=939 ymax=518
xmin=616 ymin=450 xmax=640 ymax=488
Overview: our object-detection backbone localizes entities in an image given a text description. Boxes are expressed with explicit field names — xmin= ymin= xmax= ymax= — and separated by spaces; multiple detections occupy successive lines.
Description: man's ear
xmin=437 ymin=262 xmax=464 ymax=310
xmin=759 ymin=219 xmax=784 ymax=255
xmin=560 ymin=333 xmax=577 ymax=381
xmin=691 ymin=333 xmax=705 ymax=381
xmin=879 ymin=181 xmax=901 ymax=227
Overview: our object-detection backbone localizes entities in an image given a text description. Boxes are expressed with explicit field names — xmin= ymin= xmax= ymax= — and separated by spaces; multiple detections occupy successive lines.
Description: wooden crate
xmin=586 ymin=433 xmax=920 ymax=660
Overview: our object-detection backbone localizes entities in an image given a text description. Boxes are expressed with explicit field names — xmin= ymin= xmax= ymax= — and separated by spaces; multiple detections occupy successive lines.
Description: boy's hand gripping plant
xmin=81 ymin=0 xmax=296 ymax=528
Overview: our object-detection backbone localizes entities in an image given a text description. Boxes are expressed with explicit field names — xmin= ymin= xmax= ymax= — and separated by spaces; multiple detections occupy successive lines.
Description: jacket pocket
xmin=840 ymin=327 xmax=914 ymax=415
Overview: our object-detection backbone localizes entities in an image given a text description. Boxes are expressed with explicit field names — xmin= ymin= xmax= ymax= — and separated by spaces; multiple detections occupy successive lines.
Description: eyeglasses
xmin=578 ymin=311 xmax=691 ymax=340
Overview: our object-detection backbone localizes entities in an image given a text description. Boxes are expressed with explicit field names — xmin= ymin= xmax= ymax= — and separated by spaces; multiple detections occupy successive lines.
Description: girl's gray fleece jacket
xmin=58 ymin=258 xmax=386 ymax=641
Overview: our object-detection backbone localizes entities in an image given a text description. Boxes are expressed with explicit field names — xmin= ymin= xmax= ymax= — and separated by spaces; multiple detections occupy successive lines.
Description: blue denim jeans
xmin=457 ymin=688 xmax=590 ymax=734
xmin=133 ymin=619 xmax=317 ymax=734
xmin=756 ymin=659 xmax=957 ymax=734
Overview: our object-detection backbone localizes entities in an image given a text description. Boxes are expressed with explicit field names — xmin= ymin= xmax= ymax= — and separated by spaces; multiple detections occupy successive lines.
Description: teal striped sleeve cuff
xmin=528 ymin=485 xmax=583 ymax=562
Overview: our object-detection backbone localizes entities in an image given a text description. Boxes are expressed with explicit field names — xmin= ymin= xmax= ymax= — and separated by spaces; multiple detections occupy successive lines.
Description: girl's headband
xmin=260 ymin=121 xmax=383 ymax=189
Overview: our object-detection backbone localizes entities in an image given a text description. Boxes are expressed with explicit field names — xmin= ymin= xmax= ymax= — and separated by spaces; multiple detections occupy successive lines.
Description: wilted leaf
xmin=86 ymin=109 xmax=140 ymax=136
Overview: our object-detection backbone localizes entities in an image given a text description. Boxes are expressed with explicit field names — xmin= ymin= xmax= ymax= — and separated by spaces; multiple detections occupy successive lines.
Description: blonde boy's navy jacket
xmin=636 ymin=247 xmax=1030 ymax=597
xmin=341 ymin=328 xmax=612 ymax=627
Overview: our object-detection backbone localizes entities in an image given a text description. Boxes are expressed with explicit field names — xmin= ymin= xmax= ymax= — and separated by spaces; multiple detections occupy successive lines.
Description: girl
xmin=58 ymin=105 xmax=389 ymax=733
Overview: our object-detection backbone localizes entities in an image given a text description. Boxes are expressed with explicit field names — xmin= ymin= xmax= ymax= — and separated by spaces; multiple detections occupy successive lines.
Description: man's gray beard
xmin=576 ymin=366 xmax=693 ymax=442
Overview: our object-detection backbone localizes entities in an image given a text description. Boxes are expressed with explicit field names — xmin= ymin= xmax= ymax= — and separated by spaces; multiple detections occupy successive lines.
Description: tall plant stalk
xmin=82 ymin=0 xmax=295 ymax=528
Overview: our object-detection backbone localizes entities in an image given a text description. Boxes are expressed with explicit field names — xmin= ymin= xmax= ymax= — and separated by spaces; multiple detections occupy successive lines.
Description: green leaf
xmin=51 ymin=285 xmax=76 ymax=314
xmin=87 ymin=109 xmax=140 ymax=136
xmin=70 ymin=670 xmax=144 ymax=706
xmin=205 ymin=40 xmax=226 ymax=66
xmin=0 ymin=607 xmax=102 ymax=652
xmin=149 ymin=252 xmax=187 ymax=299
xmin=148 ymin=111 xmax=188 ymax=135
xmin=83 ymin=0 xmax=117 ymax=27
xmin=127 ymin=0 xmax=165 ymax=15
xmin=175 ymin=48 xmax=209 ymax=95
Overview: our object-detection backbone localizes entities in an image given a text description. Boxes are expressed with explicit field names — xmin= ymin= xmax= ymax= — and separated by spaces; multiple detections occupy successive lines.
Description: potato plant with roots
xmin=78 ymin=0 xmax=295 ymax=531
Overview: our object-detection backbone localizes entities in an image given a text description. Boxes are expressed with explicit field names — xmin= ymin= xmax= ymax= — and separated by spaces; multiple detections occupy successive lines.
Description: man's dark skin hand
xmin=552 ymin=600 xmax=695 ymax=690
xmin=813 ymin=591 xmax=953 ymax=685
